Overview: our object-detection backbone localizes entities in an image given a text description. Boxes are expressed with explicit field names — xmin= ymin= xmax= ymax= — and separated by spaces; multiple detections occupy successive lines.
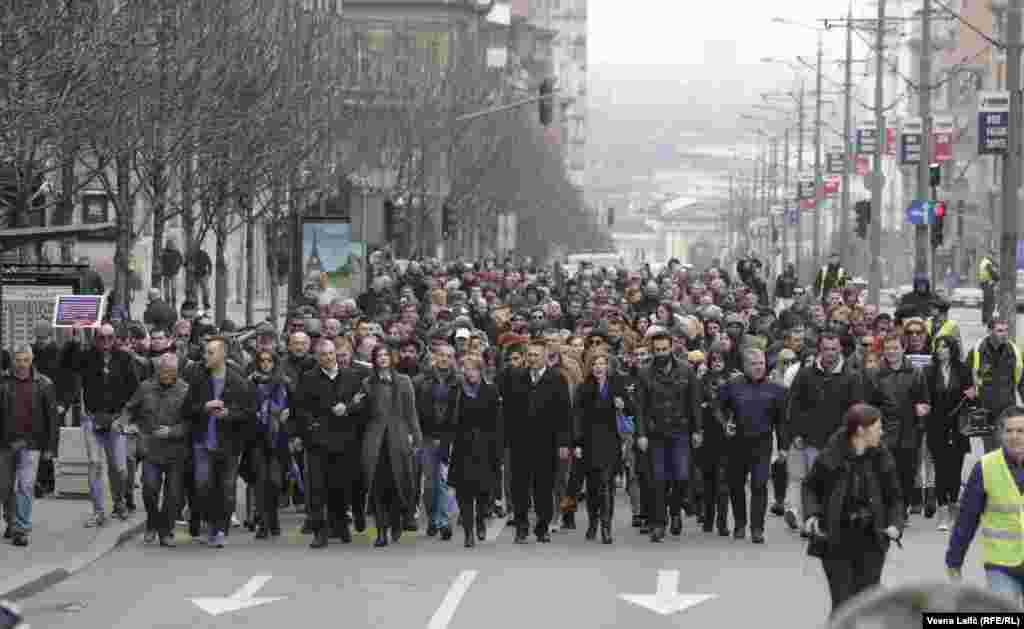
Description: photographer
xmin=803 ymin=403 xmax=905 ymax=616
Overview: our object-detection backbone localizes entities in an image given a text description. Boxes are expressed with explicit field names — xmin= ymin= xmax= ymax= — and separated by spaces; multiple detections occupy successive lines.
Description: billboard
xmin=301 ymin=219 xmax=366 ymax=301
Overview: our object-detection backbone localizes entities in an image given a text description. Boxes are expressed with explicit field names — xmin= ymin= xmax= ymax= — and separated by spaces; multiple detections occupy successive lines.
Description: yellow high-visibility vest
xmin=979 ymin=449 xmax=1024 ymax=568
xmin=971 ymin=338 xmax=1023 ymax=388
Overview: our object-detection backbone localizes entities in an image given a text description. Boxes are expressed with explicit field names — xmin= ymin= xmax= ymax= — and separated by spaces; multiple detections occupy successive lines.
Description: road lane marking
xmin=190 ymin=575 xmax=286 ymax=616
xmin=427 ymin=570 xmax=479 ymax=629
xmin=619 ymin=570 xmax=717 ymax=616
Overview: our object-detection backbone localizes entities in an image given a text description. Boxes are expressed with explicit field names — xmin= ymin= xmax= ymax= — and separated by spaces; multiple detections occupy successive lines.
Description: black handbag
xmin=953 ymin=398 xmax=993 ymax=438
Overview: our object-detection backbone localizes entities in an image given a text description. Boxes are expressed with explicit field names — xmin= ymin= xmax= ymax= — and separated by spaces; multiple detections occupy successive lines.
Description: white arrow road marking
xmin=427 ymin=570 xmax=479 ymax=629
xmin=619 ymin=570 xmax=717 ymax=616
xmin=190 ymin=575 xmax=286 ymax=616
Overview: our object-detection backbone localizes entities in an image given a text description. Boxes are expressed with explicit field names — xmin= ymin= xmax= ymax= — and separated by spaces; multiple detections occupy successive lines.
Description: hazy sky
xmin=590 ymin=0 xmax=857 ymax=71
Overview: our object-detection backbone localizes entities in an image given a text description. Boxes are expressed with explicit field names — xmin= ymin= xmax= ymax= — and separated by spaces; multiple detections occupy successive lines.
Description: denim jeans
xmin=419 ymin=443 xmax=450 ymax=529
xmin=2 ymin=447 xmax=41 ymax=534
xmin=82 ymin=416 xmax=128 ymax=515
xmin=193 ymin=445 xmax=239 ymax=534
xmin=986 ymin=569 xmax=1024 ymax=606
xmin=785 ymin=445 xmax=820 ymax=520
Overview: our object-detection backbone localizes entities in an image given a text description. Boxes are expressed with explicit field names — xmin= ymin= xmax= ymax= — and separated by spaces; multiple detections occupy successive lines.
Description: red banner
xmin=855 ymin=155 xmax=869 ymax=176
xmin=933 ymin=130 xmax=953 ymax=162
xmin=824 ymin=177 xmax=840 ymax=195
xmin=885 ymin=128 xmax=896 ymax=156
xmin=799 ymin=199 xmax=815 ymax=210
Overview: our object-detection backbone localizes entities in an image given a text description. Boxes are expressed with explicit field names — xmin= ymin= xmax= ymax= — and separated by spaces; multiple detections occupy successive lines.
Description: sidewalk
xmin=1 ymin=490 xmax=145 ymax=601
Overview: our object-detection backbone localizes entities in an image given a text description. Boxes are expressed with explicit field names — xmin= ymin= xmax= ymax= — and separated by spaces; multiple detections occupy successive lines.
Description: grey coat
xmin=360 ymin=370 xmax=422 ymax=509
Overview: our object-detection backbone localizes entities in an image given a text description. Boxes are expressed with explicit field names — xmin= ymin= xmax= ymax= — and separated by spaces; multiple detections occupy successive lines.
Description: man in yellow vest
xmin=966 ymin=318 xmax=1024 ymax=452
xmin=946 ymin=406 xmax=1024 ymax=603
xmin=928 ymin=298 xmax=961 ymax=353
xmin=978 ymin=252 xmax=1000 ymax=327
xmin=813 ymin=252 xmax=847 ymax=304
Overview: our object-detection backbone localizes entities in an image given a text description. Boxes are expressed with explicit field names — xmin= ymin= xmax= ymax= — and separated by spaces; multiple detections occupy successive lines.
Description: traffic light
xmin=442 ymin=202 xmax=454 ymax=240
xmin=929 ymin=162 xmax=941 ymax=188
xmin=932 ymin=201 xmax=946 ymax=249
xmin=539 ymin=79 xmax=554 ymax=126
xmin=607 ymin=206 xmax=615 ymax=227
xmin=854 ymin=199 xmax=871 ymax=239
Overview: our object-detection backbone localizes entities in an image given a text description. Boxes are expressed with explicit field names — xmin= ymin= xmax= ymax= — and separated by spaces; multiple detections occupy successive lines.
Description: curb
xmin=0 ymin=519 xmax=146 ymax=601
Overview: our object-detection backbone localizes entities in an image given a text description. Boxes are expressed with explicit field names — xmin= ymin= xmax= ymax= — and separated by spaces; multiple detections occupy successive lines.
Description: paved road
xmin=15 ymin=496 xmax=989 ymax=629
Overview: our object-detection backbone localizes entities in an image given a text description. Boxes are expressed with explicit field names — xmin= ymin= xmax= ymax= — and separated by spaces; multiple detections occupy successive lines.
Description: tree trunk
xmin=268 ymin=183 xmax=281 ymax=328
xmin=150 ymin=160 xmax=165 ymax=291
xmin=244 ymin=195 xmax=255 ymax=326
xmin=181 ymin=154 xmax=195 ymax=302
xmin=214 ymin=184 xmax=228 ymax=326
xmin=114 ymin=152 xmax=132 ymax=314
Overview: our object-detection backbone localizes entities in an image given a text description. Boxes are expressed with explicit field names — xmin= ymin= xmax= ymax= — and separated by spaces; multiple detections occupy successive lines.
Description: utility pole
xmin=915 ymin=0 xmax=933 ymax=283
xmin=783 ymin=126 xmax=791 ymax=267
xmin=1001 ymin=0 xmax=1021 ymax=337
xmin=813 ymin=33 xmax=824 ymax=270
xmin=869 ymin=0 xmax=886 ymax=307
xmin=840 ymin=4 xmax=854 ymax=273
xmin=796 ymin=80 xmax=806 ymax=280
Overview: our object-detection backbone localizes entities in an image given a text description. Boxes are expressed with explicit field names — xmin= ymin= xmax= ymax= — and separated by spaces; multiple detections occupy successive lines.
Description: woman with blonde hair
xmin=548 ymin=343 xmax=582 ymax=530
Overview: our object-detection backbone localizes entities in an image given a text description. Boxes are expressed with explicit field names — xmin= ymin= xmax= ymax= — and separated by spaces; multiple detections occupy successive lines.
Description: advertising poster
xmin=301 ymin=219 xmax=366 ymax=300
xmin=3 ymin=284 xmax=72 ymax=349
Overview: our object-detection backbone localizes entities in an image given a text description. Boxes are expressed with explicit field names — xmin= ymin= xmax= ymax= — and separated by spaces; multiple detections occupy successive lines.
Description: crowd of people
xmin=2 ymin=251 xmax=1024 ymax=614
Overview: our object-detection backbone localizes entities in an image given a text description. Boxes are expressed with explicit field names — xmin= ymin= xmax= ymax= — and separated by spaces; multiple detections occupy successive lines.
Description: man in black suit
xmin=503 ymin=340 xmax=572 ymax=543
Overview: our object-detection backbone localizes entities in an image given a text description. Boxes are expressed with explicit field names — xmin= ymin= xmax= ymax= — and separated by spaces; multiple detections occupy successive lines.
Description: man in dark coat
xmin=184 ymin=336 xmax=256 ymax=548
xmin=295 ymin=340 xmax=366 ymax=548
xmin=502 ymin=340 xmax=572 ymax=544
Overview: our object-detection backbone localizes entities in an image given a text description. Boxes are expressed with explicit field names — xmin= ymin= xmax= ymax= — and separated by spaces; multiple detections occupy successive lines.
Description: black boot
xmin=562 ymin=511 xmax=576 ymax=530
xmin=670 ymin=514 xmax=683 ymax=536
xmin=375 ymin=527 xmax=389 ymax=547
xmin=601 ymin=520 xmax=613 ymax=544
xmin=464 ymin=526 xmax=475 ymax=548
xmin=476 ymin=514 xmax=487 ymax=541
xmin=924 ymin=488 xmax=937 ymax=519
xmin=309 ymin=530 xmax=328 ymax=549
xmin=585 ymin=518 xmax=598 ymax=541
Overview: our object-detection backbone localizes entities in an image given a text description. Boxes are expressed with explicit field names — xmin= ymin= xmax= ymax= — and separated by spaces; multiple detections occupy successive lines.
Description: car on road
xmin=949 ymin=287 xmax=982 ymax=308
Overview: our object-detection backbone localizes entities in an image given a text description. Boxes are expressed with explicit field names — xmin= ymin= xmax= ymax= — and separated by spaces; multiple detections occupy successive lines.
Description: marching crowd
xmin=3 ymin=251 xmax=1024 ymax=613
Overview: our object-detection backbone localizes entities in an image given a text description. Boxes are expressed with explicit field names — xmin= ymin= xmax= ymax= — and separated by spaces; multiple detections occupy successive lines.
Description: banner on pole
xmin=933 ymin=115 xmax=955 ymax=162
xmin=978 ymin=91 xmax=1010 ymax=155
xmin=900 ymin=117 xmax=923 ymax=165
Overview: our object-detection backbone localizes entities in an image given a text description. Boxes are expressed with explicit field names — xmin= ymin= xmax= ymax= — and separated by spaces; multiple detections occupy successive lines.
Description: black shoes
xmin=476 ymin=516 xmax=487 ymax=541
xmin=310 ymin=531 xmax=329 ymax=549
xmin=601 ymin=522 xmax=613 ymax=545
xmin=670 ymin=515 xmax=683 ymax=536
xmin=464 ymin=527 xmax=476 ymax=548
xmin=562 ymin=512 xmax=576 ymax=530
xmin=536 ymin=531 xmax=552 ymax=543
xmin=585 ymin=520 xmax=599 ymax=541
xmin=353 ymin=512 xmax=366 ymax=533
xmin=924 ymin=489 xmax=937 ymax=519
xmin=440 ymin=526 xmax=453 ymax=541
xmin=254 ymin=527 xmax=269 ymax=540
xmin=391 ymin=524 xmax=403 ymax=543
xmin=427 ymin=523 xmax=438 ymax=537
xmin=12 ymin=533 xmax=28 ymax=547
xmin=403 ymin=513 xmax=418 ymax=532
xmin=751 ymin=530 xmax=765 ymax=544
xmin=301 ymin=519 xmax=313 ymax=534
xmin=733 ymin=528 xmax=746 ymax=540
xmin=650 ymin=526 xmax=665 ymax=543
xmin=514 ymin=527 xmax=529 ymax=544
xmin=770 ymin=502 xmax=785 ymax=517
xmin=632 ymin=514 xmax=644 ymax=528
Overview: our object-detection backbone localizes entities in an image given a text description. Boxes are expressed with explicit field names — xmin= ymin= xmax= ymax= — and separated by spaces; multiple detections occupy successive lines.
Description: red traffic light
xmin=934 ymin=201 xmax=945 ymax=218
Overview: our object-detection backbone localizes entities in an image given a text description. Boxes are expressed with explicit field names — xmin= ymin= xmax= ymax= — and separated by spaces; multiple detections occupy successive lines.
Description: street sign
xmin=900 ymin=117 xmax=923 ymax=165
xmin=856 ymin=124 xmax=879 ymax=155
xmin=978 ymin=90 xmax=1010 ymax=155
xmin=797 ymin=176 xmax=815 ymax=200
xmin=905 ymin=199 xmax=936 ymax=225
xmin=933 ymin=115 xmax=955 ymax=162
xmin=826 ymin=149 xmax=846 ymax=175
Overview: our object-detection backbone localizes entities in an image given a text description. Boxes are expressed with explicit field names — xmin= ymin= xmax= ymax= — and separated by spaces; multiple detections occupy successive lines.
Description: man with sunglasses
xmin=64 ymin=322 xmax=141 ymax=527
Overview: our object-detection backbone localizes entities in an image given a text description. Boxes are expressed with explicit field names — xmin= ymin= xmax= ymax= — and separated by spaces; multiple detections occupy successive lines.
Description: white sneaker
xmin=937 ymin=506 xmax=951 ymax=532
xmin=231 ymin=513 xmax=241 ymax=528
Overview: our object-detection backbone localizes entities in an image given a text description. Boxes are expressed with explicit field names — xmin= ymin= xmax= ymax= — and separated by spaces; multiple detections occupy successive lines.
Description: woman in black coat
xmin=447 ymin=355 xmax=502 ymax=548
xmin=923 ymin=335 xmax=973 ymax=531
xmin=573 ymin=350 xmax=635 ymax=544
xmin=803 ymin=403 xmax=905 ymax=616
